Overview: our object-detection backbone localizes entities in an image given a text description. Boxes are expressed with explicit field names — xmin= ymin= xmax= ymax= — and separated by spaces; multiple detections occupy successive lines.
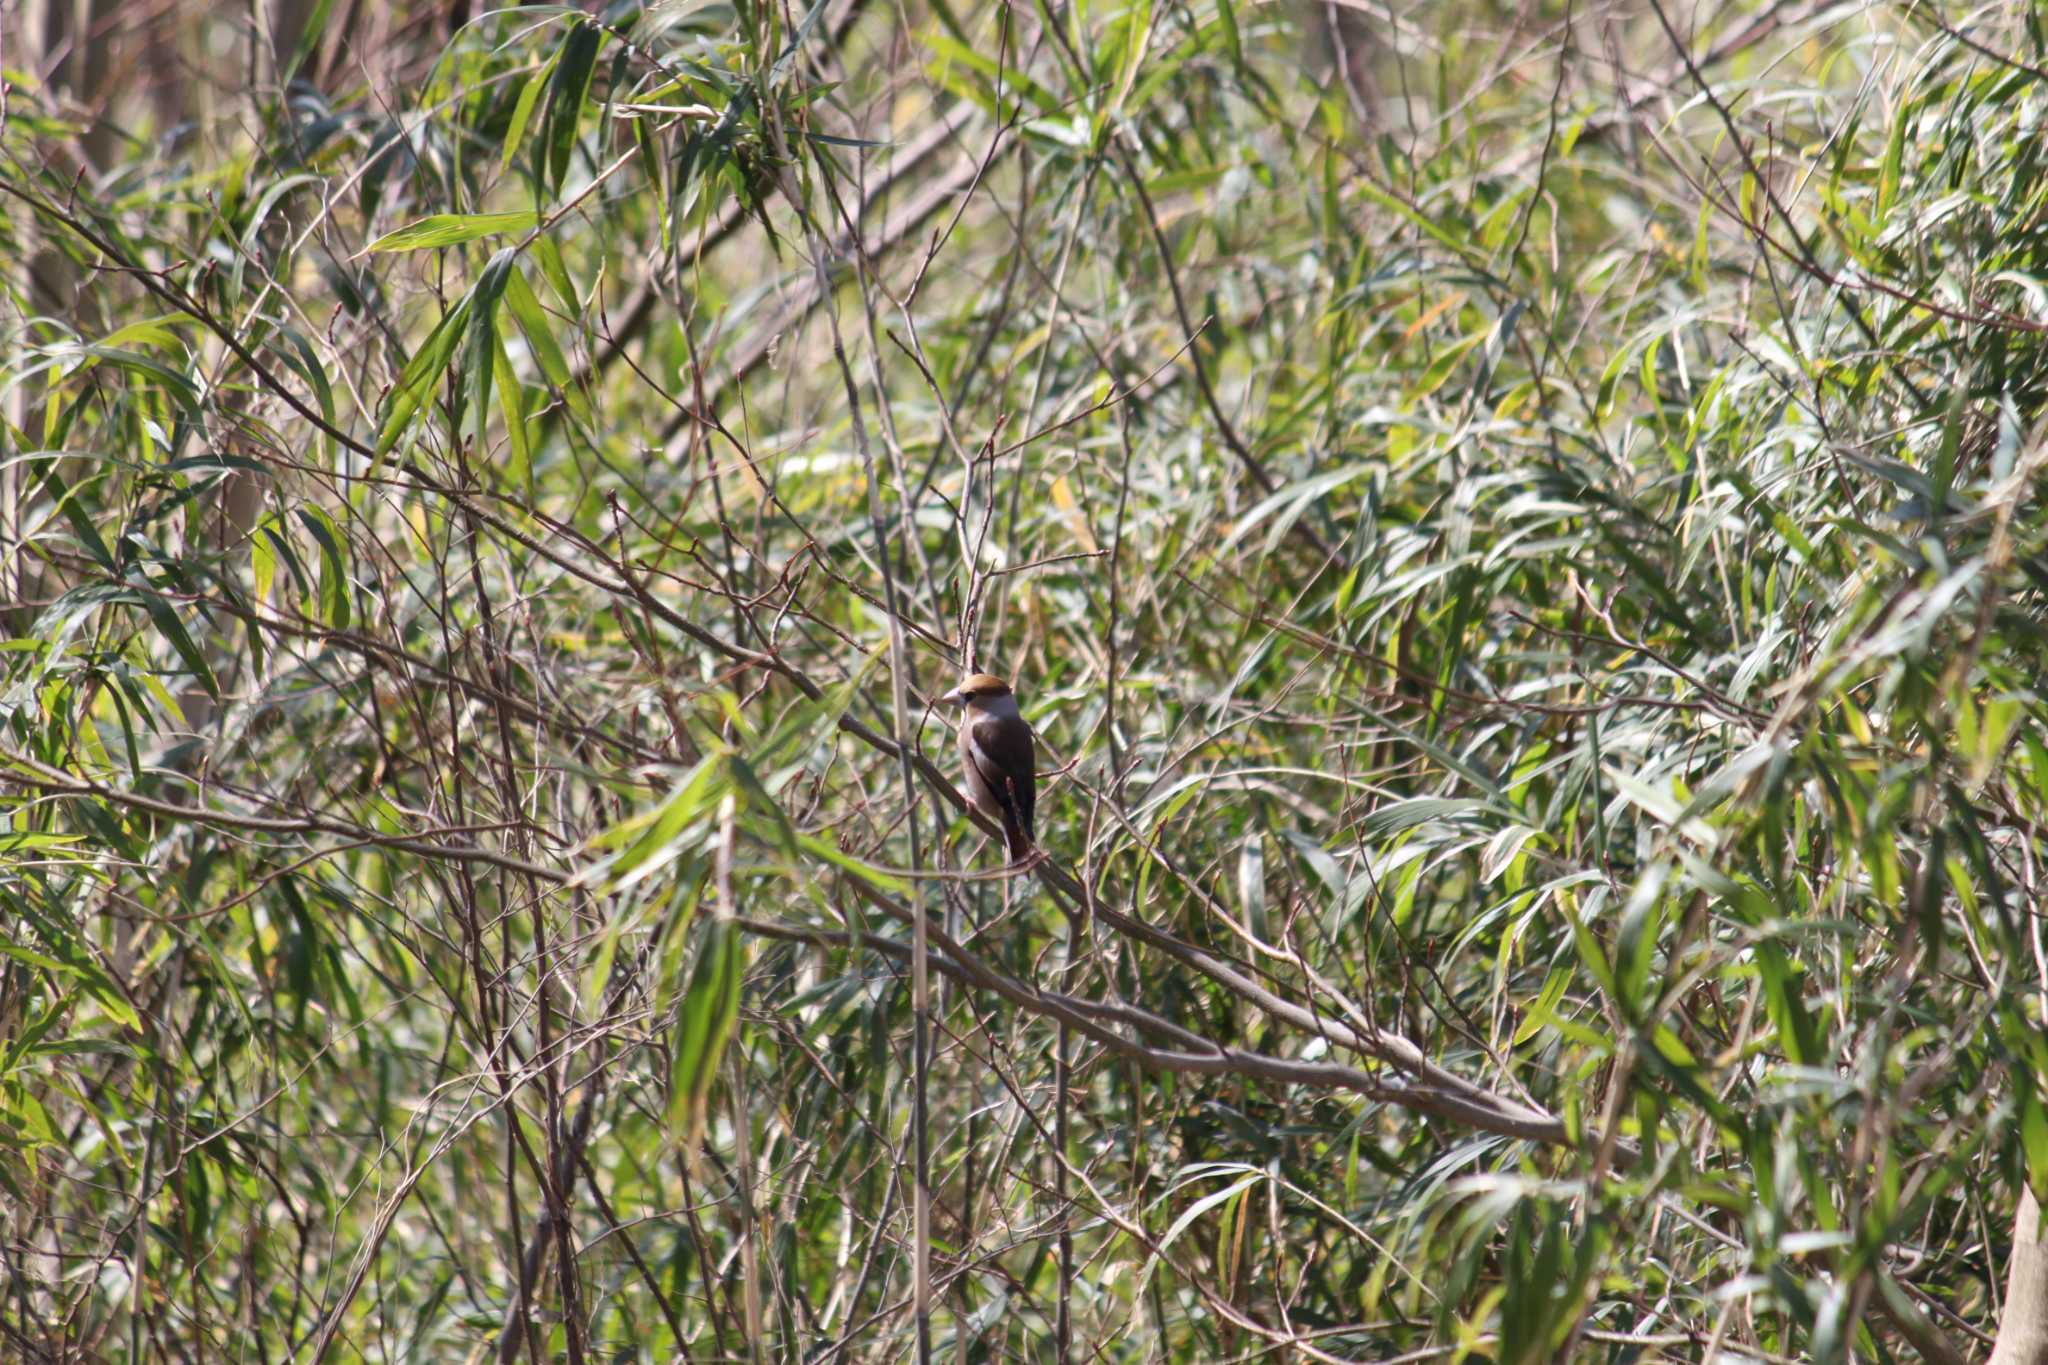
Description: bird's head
xmin=942 ymin=672 xmax=1015 ymax=711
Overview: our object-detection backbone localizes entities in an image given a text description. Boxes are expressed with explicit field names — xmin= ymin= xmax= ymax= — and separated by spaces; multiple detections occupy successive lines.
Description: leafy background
xmin=6 ymin=0 xmax=2048 ymax=1359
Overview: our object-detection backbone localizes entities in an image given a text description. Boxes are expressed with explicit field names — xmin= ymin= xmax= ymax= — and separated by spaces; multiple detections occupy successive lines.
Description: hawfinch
xmin=940 ymin=672 xmax=1036 ymax=861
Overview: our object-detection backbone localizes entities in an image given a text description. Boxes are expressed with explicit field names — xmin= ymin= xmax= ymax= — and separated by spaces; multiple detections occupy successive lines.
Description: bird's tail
xmin=1003 ymin=822 xmax=1032 ymax=862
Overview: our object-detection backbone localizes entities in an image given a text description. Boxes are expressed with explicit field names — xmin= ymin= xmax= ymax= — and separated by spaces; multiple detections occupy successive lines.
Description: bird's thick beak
xmin=938 ymin=688 xmax=965 ymax=707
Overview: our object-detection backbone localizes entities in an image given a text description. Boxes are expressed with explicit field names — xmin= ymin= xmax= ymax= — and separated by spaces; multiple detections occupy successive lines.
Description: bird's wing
xmin=968 ymin=713 xmax=1036 ymax=842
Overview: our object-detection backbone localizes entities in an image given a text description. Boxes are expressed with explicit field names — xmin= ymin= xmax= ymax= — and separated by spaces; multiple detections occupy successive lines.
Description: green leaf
xmin=1236 ymin=835 xmax=1266 ymax=939
xmin=499 ymin=52 xmax=560 ymax=178
xmin=376 ymin=293 xmax=473 ymax=456
xmin=1613 ymin=862 xmax=1671 ymax=1018
xmin=725 ymin=755 xmax=797 ymax=857
xmin=749 ymin=649 xmax=879 ymax=766
xmin=532 ymin=234 xmax=577 ymax=316
xmin=1566 ymin=893 xmax=1618 ymax=1001
xmin=252 ymin=515 xmax=278 ymax=601
xmin=1138 ymin=1170 xmax=1263 ymax=1298
xmin=1932 ymin=381 xmax=1966 ymax=518
xmin=59 ymin=344 xmax=200 ymax=413
xmin=2023 ymin=1079 xmax=2048 ymax=1200
xmin=280 ymin=0 xmax=334 ymax=85
xmin=97 ymin=313 xmax=199 ymax=350
xmin=591 ymin=756 xmax=728 ymax=891
xmin=668 ymin=917 xmax=744 ymax=1151
xmin=541 ymin=20 xmax=604 ymax=198
xmin=365 ymin=212 xmax=539 ymax=252
xmin=492 ymin=325 xmax=530 ymax=493
xmin=464 ymin=249 xmax=520 ymax=448
xmin=1756 ymin=942 xmax=1822 ymax=1067
xmin=296 ymin=507 xmax=351 ymax=629
xmin=135 ymin=586 xmax=220 ymax=702
xmin=31 ymin=459 xmax=116 ymax=571
xmin=502 ymin=263 xmax=570 ymax=390
xmin=794 ymin=834 xmax=910 ymax=893
xmin=1513 ymin=967 xmax=1571 ymax=1046
xmin=1876 ymin=107 xmax=1907 ymax=221
xmin=923 ymin=32 xmax=1061 ymax=114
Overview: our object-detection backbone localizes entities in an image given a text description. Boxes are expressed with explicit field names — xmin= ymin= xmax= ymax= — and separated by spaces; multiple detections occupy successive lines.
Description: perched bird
xmin=941 ymin=672 xmax=1036 ymax=862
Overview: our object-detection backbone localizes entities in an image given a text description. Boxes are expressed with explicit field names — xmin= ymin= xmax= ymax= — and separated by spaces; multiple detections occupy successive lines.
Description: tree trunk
xmin=1994 ymin=1186 xmax=2048 ymax=1364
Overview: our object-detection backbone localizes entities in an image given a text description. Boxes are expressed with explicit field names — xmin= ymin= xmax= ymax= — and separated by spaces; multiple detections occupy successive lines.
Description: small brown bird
xmin=941 ymin=672 xmax=1036 ymax=862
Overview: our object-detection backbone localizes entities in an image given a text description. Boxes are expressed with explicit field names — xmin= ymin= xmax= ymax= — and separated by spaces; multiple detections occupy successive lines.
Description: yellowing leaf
xmin=1050 ymin=476 xmax=1100 ymax=553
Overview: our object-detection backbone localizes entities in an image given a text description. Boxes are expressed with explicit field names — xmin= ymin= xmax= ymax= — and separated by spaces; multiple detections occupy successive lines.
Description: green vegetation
xmin=6 ymin=0 xmax=2048 ymax=1359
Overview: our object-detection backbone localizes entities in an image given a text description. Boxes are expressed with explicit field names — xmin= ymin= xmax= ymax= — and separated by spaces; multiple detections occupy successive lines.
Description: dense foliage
xmin=7 ymin=0 xmax=2048 ymax=1359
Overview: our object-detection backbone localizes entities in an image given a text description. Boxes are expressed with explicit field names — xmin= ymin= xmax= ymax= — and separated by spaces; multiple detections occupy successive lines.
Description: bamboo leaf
xmin=365 ymin=211 xmax=540 ymax=252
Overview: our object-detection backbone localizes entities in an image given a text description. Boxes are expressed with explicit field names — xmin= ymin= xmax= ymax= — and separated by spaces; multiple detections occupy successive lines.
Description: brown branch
xmin=656 ymin=100 xmax=993 ymax=450
xmin=3 ymin=754 xmax=570 ymax=884
xmin=740 ymin=870 xmax=1570 ymax=1149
